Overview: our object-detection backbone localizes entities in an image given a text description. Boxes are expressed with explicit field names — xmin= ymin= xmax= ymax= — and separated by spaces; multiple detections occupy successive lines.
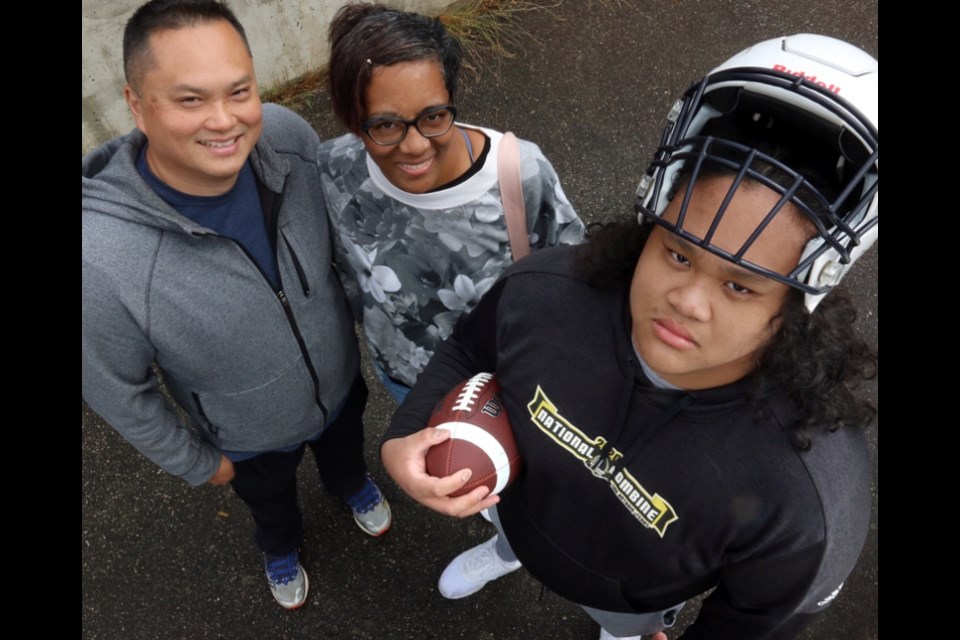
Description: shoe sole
xmin=439 ymin=578 xmax=488 ymax=600
xmin=437 ymin=561 xmax=522 ymax=600
xmin=354 ymin=515 xmax=392 ymax=537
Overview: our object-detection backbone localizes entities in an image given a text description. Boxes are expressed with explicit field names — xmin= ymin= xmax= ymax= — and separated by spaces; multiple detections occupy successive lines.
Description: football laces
xmin=452 ymin=372 xmax=494 ymax=412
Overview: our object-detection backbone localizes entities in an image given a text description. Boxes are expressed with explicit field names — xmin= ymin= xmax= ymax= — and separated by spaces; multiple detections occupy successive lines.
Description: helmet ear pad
xmin=636 ymin=35 xmax=878 ymax=312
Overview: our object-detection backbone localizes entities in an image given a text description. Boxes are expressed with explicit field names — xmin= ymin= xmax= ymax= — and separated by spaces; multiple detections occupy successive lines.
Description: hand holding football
xmin=425 ymin=373 xmax=522 ymax=498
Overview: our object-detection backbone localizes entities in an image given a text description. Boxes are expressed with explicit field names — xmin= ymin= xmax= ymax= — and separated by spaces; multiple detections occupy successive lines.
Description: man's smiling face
xmin=124 ymin=19 xmax=262 ymax=196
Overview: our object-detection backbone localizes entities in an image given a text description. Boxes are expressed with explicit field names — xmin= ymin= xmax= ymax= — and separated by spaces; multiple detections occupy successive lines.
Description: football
xmin=425 ymin=372 xmax=522 ymax=498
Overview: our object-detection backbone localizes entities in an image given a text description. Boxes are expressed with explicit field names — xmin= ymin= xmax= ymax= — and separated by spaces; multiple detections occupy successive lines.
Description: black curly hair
xmin=753 ymin=281 xmax=877 ymax=448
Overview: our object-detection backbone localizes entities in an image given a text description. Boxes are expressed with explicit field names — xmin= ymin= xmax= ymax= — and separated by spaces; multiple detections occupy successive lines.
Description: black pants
xmin=229 ymin=373 xmax=369 ymax=555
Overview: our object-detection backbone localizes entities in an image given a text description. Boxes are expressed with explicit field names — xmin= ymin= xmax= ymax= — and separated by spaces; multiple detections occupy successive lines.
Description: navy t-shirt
xmin=136 ymin=147 xmax=280 ymax=290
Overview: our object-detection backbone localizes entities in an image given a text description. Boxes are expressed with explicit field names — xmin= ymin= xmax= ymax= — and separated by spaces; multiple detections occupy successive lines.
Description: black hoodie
xmin=386 ymin=246 xmax=871 ymax=639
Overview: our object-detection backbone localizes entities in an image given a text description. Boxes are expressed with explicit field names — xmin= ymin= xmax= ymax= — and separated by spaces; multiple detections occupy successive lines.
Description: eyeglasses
xmin=361 ymin=105 xmax=458 ymax=146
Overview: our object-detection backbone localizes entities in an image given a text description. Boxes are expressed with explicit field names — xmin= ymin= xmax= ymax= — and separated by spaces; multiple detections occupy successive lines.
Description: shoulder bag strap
xmin=497 ymin=132 xmax=530 ymax=261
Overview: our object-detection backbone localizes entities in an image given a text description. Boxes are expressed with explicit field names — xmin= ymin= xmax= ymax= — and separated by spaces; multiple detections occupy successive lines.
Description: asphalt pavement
xmin=82 ymin=1 xmax=878 ymax=638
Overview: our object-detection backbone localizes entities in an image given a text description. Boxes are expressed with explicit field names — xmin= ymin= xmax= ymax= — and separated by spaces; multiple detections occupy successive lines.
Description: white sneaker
xmin=599 ymin=628 xmax=643 ymax=640
xmin=438 ymin=534 xmax=522 ymax=599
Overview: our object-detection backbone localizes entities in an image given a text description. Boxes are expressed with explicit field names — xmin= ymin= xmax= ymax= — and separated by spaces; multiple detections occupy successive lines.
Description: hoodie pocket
xmin=500 ymin=496 xmax=638 ymax=612
xmin=191 ymin=356 xmax=323 ymax=450
xmin=192 ymin=392 xmax=220 ymax=437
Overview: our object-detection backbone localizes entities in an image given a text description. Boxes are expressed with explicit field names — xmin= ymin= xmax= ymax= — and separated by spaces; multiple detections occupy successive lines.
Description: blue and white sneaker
xmin=264 ymin=550 xmax=308 ymax=610
xmin=346 ymin=476 xmax=392 ymax=537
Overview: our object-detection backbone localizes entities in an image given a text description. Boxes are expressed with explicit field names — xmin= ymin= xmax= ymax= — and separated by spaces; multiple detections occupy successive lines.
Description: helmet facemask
xmin=637 ymin=62 xmax=878 ymax=312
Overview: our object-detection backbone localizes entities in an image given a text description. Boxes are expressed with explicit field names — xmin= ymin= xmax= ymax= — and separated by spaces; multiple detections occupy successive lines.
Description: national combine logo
xmin=609 ymin=467 xmax=678 ymax=538
xmin=527 ymin=387 xmax=606 ymax=461
xmin=527 ymin=386 xmax=678 ymax=537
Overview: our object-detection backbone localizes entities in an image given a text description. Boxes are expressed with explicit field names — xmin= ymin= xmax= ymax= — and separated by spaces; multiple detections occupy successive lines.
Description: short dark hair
xmin=123 ymin=0 xmax=251 ymax=90
xmin=327 ymin=3 xmax=462 ymax=133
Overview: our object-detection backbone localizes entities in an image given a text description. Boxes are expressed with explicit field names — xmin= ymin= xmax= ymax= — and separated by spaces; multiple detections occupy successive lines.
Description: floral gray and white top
xmin=319 ymin=125 xmax=585 ymax=387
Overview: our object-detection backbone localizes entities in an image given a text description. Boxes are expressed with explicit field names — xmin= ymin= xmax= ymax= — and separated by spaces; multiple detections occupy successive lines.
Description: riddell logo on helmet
xmin=773 ymin=64 xmax=841 ymax=94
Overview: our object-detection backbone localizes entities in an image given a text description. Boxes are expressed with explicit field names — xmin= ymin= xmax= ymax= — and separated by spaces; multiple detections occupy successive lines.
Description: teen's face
xmin=630 ymin=175 xmax=809 ymax=390
xmin=124 ymin=20 xmax=262 ymax=196
xmin=360 ymin=60 xmax=460 ymax=193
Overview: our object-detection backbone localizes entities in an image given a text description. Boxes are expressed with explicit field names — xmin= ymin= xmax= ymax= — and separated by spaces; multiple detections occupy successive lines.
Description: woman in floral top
xmin=319 ymin=3 xmax=585 ymax=402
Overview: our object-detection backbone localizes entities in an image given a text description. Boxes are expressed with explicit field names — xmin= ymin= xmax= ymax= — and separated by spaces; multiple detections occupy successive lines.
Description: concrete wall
xmin=81 ymin=0 xmax=453 ymax=153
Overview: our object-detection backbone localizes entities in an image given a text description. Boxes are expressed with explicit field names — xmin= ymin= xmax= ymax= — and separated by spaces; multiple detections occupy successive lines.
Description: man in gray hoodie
xmin=82 ymin=0 xmax=390 ymax=610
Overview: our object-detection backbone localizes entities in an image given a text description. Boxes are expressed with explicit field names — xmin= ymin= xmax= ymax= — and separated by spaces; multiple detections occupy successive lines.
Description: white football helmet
xmin=636 ymin=34 xmax=878 ymax=311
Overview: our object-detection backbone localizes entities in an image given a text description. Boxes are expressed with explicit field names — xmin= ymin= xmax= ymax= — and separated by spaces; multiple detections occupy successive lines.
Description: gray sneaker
xmin=346 ymin=476 xmax=392 ymax=537
xmin=264 ymin=550 xmax=309 ymax=610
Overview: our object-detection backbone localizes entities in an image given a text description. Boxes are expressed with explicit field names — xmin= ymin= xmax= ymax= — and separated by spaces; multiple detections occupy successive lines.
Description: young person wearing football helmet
xmin=383 ymin=34 xmax=877 ymax=639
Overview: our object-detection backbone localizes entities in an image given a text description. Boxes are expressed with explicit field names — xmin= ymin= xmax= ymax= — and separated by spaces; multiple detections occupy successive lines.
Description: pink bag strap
xmin=497 ymin=132 xmax=530 ymax=261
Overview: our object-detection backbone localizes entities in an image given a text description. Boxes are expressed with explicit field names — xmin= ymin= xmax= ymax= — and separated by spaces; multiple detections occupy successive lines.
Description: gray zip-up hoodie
xmin=82 ymin=104 xmax=360 ymax=486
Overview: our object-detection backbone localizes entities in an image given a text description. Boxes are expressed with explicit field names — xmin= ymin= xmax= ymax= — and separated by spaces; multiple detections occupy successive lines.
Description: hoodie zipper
xmin=276 ymin=287 xmax=326 ymax=416
xmin=192 ymin=392 xmax=221 ymax=436
xmin=257 ymin=177 xmax=323 ymax=413
xmin=210 ymin=233 xmax=328 ymax=420
xmin=282 ymin=235 xmax=310 ymax=297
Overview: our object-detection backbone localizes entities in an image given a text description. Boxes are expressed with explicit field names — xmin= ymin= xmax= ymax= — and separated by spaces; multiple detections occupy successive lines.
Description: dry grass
xmin=262 ymin=1 xmax=565 ymax=108
xmin=439 ymin=0 xmax=560 ymax=76
xmin=261 ymin=68 xmax=328 ymax=111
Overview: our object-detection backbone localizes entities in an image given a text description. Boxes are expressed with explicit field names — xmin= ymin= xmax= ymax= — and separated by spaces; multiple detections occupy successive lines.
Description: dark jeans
xmin=229 ymin=373 xmax=369 ymax=555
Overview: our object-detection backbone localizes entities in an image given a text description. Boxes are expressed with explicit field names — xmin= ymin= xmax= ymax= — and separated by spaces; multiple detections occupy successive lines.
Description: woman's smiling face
xmin=360 ymin=60 xmax=466 ymax=193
